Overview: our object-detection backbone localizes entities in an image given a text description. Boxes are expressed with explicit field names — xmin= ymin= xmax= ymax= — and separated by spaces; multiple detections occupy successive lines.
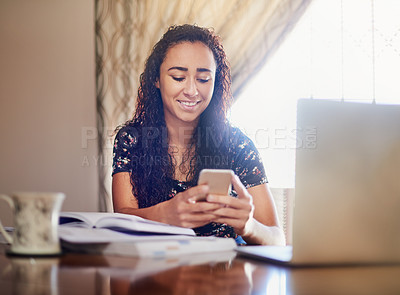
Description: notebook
xmin=237 ymin=99 xmax=400 ymax=266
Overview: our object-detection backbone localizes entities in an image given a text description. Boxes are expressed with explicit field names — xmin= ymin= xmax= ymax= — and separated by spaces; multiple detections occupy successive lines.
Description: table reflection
xmin=1 ymin=256 xmax=58 ymax=295
xmin=58 ymin=251 xmax=288 ymax=295
xmin=108 ymin=259 xmax=251 ymax=294
xmin=89 ymin=254 xmax=288 ymax=295
xmin=2 ymin=245 xmax=400 ymax=295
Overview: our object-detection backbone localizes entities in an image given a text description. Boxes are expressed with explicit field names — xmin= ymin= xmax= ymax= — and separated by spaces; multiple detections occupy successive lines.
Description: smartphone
xmin=198 ymin=169 xmax=234 ymax=197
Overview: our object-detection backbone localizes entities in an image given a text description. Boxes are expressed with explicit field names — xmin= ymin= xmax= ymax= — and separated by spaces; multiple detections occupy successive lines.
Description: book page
xmin=58 ymin=226 xmax=197 ymax=244
xmin=59 ymin=212 xmax=195 ymax=236
xmin=60 ymin=212 xmax=145 ymax=228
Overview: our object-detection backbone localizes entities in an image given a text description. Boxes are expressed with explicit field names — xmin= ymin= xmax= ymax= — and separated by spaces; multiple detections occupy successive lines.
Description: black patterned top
xmin=112 ymin=126 xmax=267 ymax=243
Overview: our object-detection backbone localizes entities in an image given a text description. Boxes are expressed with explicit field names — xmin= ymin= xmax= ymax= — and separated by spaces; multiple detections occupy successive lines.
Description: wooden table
xmin=1 ymin=244 xmax=400 ymax=294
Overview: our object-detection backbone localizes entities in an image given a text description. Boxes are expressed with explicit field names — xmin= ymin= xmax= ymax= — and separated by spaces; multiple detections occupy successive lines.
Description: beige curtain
xmin=95 ymin=0 xmax=312 ymax=211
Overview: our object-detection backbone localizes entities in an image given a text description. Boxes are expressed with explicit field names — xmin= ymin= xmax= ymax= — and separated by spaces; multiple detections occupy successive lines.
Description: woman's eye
xmin=172 ymin=77 xmax=184 ymax=82
xmin=198 ymin=78 xmax=210 ymax=83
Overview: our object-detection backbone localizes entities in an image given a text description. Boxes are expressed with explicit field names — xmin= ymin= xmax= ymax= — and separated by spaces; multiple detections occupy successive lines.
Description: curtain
xmin=95 ymin=0 xmax=312 ymax=212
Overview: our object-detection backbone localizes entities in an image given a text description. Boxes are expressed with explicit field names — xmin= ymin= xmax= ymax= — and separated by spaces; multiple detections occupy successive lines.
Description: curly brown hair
xmin=121 ymin=24 xmax=233 ymax=208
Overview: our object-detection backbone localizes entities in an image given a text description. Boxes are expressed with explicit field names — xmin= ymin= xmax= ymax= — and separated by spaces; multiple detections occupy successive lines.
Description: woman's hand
xmin=156 ymin=184 xmax=223 ymax=229
xmin=206 ymin=174 xmax=255 ymax=236
xmin=113 ymin=172 xmax=223 ymax=229
xmin=206 ymin=174 xmax=286 ymax=245
xmin=113 ymin=172 xmax=285 ymax=245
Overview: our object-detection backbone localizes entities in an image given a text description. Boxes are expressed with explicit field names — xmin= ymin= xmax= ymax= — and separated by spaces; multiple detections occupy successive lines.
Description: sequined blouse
xmin=112 ymin=125 xmax=268 ymax=243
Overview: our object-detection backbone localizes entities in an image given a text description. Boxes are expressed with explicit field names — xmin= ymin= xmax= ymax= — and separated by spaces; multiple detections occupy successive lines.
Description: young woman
xmin=112 ymin=24 xmax=285 ymax=246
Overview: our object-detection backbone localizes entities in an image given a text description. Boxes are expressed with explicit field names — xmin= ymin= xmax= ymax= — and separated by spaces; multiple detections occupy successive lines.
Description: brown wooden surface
xmin=1 ymin=244 xmax=400 ymax=294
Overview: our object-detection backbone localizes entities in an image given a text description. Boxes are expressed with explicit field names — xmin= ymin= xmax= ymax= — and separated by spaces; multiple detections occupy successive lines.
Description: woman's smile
xmin=178 ymin=99 xmax=202 ymax=110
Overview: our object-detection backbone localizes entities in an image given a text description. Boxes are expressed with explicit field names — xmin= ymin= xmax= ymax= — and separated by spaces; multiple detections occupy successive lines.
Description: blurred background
xmin=0 ymin=1 xmax=98 ymax=225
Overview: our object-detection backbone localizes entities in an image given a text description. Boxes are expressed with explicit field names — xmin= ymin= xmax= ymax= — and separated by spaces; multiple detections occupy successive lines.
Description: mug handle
xmin=0 ymin=194 xmax=14 ymax=244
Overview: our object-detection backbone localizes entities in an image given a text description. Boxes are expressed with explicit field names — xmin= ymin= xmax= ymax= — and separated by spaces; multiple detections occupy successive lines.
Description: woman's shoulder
xmin=226 ymin=124 xmax=263 ymax=164
xmin=227 ymin=124 xmax=254 ymax=147
xmin=226 ymin=124 xmax=268 ymax=186
xmin=114 ymin=122 xmax=140 ymax=147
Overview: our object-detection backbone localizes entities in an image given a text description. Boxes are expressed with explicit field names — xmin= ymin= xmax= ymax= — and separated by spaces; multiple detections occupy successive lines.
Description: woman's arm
xmin=112 ymin=172 xmax=222 ymax=228
xmin=206 ymin=175 xmax=286 ymax=246
xmin=112 ymin=172 xmax=140 ymax=211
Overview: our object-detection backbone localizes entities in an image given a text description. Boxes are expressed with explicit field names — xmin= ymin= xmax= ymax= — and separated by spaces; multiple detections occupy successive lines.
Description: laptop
xmin=237 ymin=99 xmax=400 ymax=266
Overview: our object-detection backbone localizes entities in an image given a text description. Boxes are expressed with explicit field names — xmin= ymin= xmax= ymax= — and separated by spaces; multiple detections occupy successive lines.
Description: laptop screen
xmin=292 ymin=99 xmax=400 ymax=264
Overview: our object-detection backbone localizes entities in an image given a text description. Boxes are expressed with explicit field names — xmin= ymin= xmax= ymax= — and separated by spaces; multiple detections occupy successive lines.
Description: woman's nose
xmin=183 ymin=78 xmax=198 ymax=97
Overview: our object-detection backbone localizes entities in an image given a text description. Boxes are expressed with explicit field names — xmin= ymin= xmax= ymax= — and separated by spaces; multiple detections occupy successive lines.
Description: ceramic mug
xmin=0 ymin=192 xmax=65 ymax=256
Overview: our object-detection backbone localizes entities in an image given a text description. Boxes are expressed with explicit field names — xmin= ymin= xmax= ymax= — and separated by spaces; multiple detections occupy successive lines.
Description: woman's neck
xmin=166 ymin=119 xmax=198 ymax=148
xmin=165 ymin=119 xmax=198 ymax=182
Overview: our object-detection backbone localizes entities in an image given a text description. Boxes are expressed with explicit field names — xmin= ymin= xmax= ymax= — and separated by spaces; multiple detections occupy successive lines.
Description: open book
xmin=59 ymin=212 xmax=195 ymax=236
xmin=58 ymin=212 xmax=237 ymax=257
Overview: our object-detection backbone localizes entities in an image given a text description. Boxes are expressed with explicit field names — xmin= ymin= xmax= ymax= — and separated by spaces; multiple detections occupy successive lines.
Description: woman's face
xmin=156 ymin=41 xmax=216 ymax=128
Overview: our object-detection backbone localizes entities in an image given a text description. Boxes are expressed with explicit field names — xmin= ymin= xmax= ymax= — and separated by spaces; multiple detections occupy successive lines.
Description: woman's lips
xmin=178 ymin=100 xmax=201 ymax=110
